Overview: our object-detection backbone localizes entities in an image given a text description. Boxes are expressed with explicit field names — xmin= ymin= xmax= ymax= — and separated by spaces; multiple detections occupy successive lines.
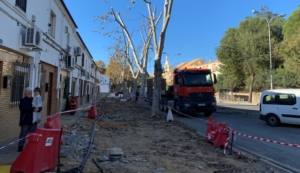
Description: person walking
xmin=18 ymin=87 xmax=42 ymax=152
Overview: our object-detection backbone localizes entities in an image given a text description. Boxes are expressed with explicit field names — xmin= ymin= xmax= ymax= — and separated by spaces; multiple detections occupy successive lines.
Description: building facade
xmin=0 ymin=0 xmax=103 ymax=144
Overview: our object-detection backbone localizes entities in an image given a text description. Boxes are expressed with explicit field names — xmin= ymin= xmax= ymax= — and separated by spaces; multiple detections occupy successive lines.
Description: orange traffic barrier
xmin=44 ymin=112 xmax=65 ymax=144
xmin=10 ymin=128 xmax=61 ymax=173
xmin=88 ymin=103 xmax=97 ymax=119
xmin=205 ymin=116 xmax=228 ymax=148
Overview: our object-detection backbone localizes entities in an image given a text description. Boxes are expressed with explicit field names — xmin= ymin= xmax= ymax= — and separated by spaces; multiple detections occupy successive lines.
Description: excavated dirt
xmin=60 ymin=98 xmax=285 ymax=173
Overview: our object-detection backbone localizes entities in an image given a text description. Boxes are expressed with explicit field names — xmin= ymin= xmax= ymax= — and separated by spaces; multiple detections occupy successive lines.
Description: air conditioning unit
xmin=91 ymin=64 xmax=95 ymax=68
xmin=66 ymin=55 xmax=75 ymax=69
xmin=25 ymin=27 xmax=41 ymax=47
xmin=74 ymin=47 xmax=81 ymax=56
xmin=66 ymin=45 xmax=71 ymax=53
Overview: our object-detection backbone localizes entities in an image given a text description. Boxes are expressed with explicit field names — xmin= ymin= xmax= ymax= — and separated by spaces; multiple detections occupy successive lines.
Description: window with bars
xmin=11 ymin=62 xmax=29 ymax=106
xmin=15 ymin=0 xmax=27 ymax=13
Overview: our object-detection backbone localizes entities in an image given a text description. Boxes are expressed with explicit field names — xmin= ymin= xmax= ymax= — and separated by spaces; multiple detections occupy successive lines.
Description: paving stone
xmin=97 ymin=156 xmax=109 ymax=162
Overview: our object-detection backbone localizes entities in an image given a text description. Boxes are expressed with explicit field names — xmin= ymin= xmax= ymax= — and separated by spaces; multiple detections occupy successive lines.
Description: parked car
xmin=115 ymin=91 xmax=123 ymax=97
xmin=259 ymin=89 xmax=300 ymax=126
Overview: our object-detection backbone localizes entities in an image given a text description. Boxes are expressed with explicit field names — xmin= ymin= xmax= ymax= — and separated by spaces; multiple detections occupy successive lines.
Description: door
xmin=0 ymin=61 xmax=2 ymax=91
xmin=47 ymin=72 xmax=53 ymax=115
xmin=79 ymin=80 xmax=83 ymax=105
xmin=277 ymin=93 xmax=300 ymax=124
xmin=87 ymin=84 xmax=90 ymax=102
xmin=261 ymin=93 xmax=278 ymax=115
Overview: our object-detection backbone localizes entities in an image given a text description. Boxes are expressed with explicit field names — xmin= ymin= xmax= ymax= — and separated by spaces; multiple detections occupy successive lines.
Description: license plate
xmin=198 ymin=103 xmax=205 ymax=106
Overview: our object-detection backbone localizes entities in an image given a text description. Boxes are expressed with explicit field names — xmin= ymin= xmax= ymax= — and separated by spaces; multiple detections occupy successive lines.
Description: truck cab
xmin=162 ymin=67 xmax=217 ymax=116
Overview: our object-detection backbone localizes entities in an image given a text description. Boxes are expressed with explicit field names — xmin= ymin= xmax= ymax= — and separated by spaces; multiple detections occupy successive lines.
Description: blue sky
xmin=64 ymin=0 xmax=300 ymax=73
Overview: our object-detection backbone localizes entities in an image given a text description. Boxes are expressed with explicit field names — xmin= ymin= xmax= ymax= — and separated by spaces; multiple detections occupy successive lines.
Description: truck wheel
xmin=159 ymin=103 xmax=163 ymax=111
xmin=204 ymin=112 xmax=212 ymax=116
xmin=174 ymin=101 xmax=181 ymax=115
xmin=164 ymin=104 xmax=169 ymax=112
xmin=266 ymin=114 xmax=281 ymax=126
xmin=163 ymin=99 xmax=168 ymax=112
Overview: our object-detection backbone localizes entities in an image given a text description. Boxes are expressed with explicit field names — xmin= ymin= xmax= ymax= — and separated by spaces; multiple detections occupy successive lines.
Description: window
xmin=15 ymin=0 xmax=27 ymax=12
xmin=263 ymin=94 xmax=276 ymax=104
xmin=178 ymin=75 xmax=182 ymax=85
xmin=278 ymin=94 xmax=296 ymax=105
xmin=174 ymin=74 xmax=179 ymax=85
xmin=183 ymin=73 xmax=213 ymax=86
xmin=67 ymin=35 xmax=70 ymax=47
xmin=49 ymin=11 xmax=56 ymax=37
xmin=81 ymin=53 xmax=85 ymax=67
xmin=11 ymin=62 xmax=29 ymax=106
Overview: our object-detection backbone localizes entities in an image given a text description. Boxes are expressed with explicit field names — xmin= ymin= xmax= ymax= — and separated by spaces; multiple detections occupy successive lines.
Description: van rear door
xmin=277 ymin=93 xmax=300 ymax=124
xmin=261 ymin=92 xmax=277 ymax=116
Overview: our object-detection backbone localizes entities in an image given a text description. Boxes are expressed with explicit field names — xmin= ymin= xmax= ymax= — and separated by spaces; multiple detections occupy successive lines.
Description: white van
xmin=260 ymin=89 xmax=300 ymax=126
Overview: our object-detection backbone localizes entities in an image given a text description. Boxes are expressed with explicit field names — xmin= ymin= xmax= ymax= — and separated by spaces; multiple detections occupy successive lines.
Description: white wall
xmin=0 ymin=0 xmax=104 ymax=101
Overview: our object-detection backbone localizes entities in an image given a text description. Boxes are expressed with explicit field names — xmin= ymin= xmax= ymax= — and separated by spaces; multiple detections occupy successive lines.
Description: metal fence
xmin=10 ymin=61 xmax=30 ymax=107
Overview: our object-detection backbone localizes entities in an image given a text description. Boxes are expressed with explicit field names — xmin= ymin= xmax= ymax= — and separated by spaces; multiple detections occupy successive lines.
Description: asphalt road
xmin=153 ymin=102 xmax=300 ymax=171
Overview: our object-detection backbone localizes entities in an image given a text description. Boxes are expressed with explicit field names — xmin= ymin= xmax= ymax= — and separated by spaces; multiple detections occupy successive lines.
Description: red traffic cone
xmin=88 ymin=104 xmax=97 ymax=119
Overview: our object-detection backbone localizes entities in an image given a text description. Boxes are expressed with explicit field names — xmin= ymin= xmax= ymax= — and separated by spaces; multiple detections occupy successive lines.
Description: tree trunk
xmin=248 ymin=73 xmax=255 ymax=103
xmin=230 ymin=88 xmax=234 ymax=101
xmin=151 ymin=60 xmax=162 ymax=117
xmin=139 ymin=54 xmax=149 ymax=103
xmin=132 ymin=77 xmax=138 ymax=102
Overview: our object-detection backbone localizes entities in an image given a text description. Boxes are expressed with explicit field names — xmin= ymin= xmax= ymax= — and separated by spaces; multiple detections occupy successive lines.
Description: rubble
xmin=58 ymin=98 xmax=286 ymax=173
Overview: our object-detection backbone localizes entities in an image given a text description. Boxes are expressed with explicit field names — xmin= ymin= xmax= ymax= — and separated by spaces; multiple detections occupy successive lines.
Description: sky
xmin=64 ymin=0 xmax=300 ymax=74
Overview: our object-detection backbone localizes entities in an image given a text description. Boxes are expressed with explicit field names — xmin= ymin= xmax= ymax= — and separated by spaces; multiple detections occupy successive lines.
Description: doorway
xmin=47 ymin=72 xmax=53 ymax=115
xmin=87 ymin=84 xmax=90 ymax=102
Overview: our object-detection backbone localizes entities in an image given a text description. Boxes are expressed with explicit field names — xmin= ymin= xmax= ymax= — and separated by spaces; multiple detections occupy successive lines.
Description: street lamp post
xmin=252 ymin=10 xmax=285 ymax=90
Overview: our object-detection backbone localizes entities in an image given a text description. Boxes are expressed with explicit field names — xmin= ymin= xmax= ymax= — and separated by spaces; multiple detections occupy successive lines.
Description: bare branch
xmin=110 ymin=8 xmax=144 ymax=72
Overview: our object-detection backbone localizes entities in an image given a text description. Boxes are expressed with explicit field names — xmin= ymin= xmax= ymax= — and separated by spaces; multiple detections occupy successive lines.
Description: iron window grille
xmin=11 ymin=61 xmax=30 ymax=107
xmin=15 ymin=0 xmax=27 ymax=13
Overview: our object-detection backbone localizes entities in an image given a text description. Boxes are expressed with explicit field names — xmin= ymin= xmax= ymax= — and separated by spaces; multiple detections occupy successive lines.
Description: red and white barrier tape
xmin=0 ymin=133 xmax=42 ymax=150
xmin=167 ymin=105 xmax=214 ymax=125
xmin=0 ymin=105 xmax=93 ymax=151
xmin=60 ymin=106 xmax=92 ymax=114
xmin=232 ymin=130 xmax=300 ymax=148
xmin=223 ymin=130 xmax=232 ymax=154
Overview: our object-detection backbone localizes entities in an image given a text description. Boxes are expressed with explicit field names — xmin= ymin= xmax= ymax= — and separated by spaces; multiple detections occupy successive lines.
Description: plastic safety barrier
xmin=10 ymin=128 xmax=61 ymax=173
xmin=88 ymin=103 xmax=97 ymax=119
xmin=44 ymin=112 xmax=65 ymax=144
xmin=205 ymin=116 xmax=228 ymax=148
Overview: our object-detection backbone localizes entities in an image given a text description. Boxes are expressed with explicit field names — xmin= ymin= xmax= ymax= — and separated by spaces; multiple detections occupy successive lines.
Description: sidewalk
xmin=0 ymin=102 xmax=92 ymax=166
xmin=218 ymin=100 xmax=259 ymax=106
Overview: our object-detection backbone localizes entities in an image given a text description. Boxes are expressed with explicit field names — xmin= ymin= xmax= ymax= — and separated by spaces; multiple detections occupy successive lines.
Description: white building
xmin=0 ymin=0 xmax=103 ymax=144
xmin=100 ymin=74 xmax=110 ymax=93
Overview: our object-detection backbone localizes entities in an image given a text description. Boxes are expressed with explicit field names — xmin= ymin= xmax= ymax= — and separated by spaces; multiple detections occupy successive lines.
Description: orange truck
xmin=160 ymin=67 xmax=217 ymax=116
